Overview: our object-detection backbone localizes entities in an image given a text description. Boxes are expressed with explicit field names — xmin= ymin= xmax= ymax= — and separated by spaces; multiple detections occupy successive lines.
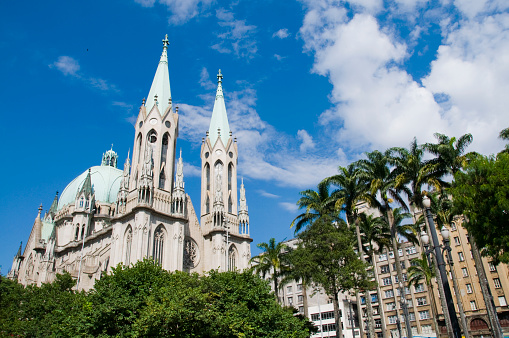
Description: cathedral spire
xmin=34 ymin=204 xmax=43 ymax=248
xmin=48 ymin=191 xmax=59 ymax=219
xmin=15 ymin=241 xmax=22 ymax=258
xmin=79 ymin=169 xmax=94 ymax=198
xmin=145 ymin=34 xmax=172 ymax=116
xmin=208 ymin=69 xmax=231 ymax=146
xmin=238 ymin=178 xmax=249 ymax=235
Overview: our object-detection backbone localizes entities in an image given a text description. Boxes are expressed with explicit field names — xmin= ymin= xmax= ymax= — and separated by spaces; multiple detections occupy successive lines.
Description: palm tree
xmin=250 ymin=238 xmax=290 ymax=302
xmin=408 ymin=253 xmax=440 ymax=335
xmin=357 ymin=150 xmax=414 ymax=337
xmin=326 ymin=163 xmax=377 ymax=338
xmin=424 ymin=132 xmax=474 ymax=176
xmin=290 ymin=180 xmax=338 ymax=233
xmin=390 ymin=137 xmax=447 ymax=210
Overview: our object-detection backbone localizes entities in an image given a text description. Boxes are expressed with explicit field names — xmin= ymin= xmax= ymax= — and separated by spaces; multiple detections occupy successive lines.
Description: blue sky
xmin=0 ymin=0 xmax=508 ymax=274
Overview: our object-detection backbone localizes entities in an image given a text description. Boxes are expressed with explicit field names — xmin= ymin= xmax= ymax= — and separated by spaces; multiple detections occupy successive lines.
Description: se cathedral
xmin=7 ymin=35 xmax=253 ymax=290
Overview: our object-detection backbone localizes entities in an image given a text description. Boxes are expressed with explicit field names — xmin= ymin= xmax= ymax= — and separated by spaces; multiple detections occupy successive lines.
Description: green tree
xmin=325 ymin=163 xmax=376 ymax=338
xmin=407 ymin=253 xmax=440 ymax=334
xmin=500 ymin=127 xmax=509 ymax=154
xmin=424 ymin=132 xmax=474 ymax=176
xmin=0 ymin=276 xmax=26 ymax=336
xmin=290 ymin=180 xmax=338 ymax=233
xmin=451 ymin=152 xmax=509 ymax=263
xmin=250 ymin=238 xmax=291 ymax=302
xmin=292 ymin=216 xmax=373 ymax=338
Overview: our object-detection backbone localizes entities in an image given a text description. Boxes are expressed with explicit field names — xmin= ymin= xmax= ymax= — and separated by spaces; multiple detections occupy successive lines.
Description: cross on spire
xmin=217 ymin=69 xmax=223 ymax=83
xmin=162 ymin=34 xmax=169 ymax=48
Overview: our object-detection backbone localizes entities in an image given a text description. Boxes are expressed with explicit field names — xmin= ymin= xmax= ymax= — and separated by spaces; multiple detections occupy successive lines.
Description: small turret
xmin=101 ymin=146 xmax=118 ymax=168
xmin=238 ymin=178 xmax=249 ymax=235
xmin=172 ymin=149 xmax=186 ymax=215
xmin=34 ymin=205 xmax=43 ymax=248
xmin=138 ymin=145 xmax=154 ymax=205
xmin=117 ymin=151 xmax=131 ymax=215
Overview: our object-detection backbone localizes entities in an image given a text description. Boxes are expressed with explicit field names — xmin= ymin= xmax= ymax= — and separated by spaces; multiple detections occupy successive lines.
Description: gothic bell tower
xmin=200 ymin=70 xmax=252 ymax=272
xmin=129 ymin=34 xmax=178 ymax=210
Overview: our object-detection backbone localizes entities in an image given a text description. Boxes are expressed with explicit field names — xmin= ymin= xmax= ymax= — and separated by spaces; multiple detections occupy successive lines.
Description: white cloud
xmin=257 ymin=190 xmax=280 ymax=198
xmin=199 ymin=67 xmax=216 ymax=90
xmin=177 ymin=82 xmax=339 ymax=188
xmin=274 ymin=54 xmax=286 ymax=61
xmin=134 ymin=0 xmax=213 ymax=25
xmin=273 ymin=28 xmax=290 ymax=39
xmin=50 ymin=56 xmax=80 ymax=76
xmin=297 ymin=129 xmax=316 ymax=152
xmin=50 ymin=56 xmax=119 ymax=94
xmin=297 ymin=0 xmax=509 ymax=158
xmin=211 ymin=9 xmax=258 ymax=59
xmin=279 ymin=202 xmax=299 ymax=212
xmin=183 ymin=161 xmax=202 ymax=177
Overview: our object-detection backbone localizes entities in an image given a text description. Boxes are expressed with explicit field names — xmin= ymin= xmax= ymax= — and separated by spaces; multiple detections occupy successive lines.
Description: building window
xmin=205 ymin=163 xmax=210 ymax=191
xmin=414 ymin=284 xmax=425 ymax=293
xmin=406 ymin=246 xmax=417 ymax=255
xmin=383 ymin=277 xmax=392 ymax=286
xmin=422 ymin=324 xmax=432 ymax=334
xmin=379 ymin=253 xmax=387 ymax=261
xmin=489 ymin=262 xmax=497 ymax=272
xmin=419 ymin=310 xmax=430 ymax=320
xmin=298 ymin=295 xmax=304 ymax=303
xmin=393 ymin=262 xmax=406 ymax=270
xmin=408 ymin=312 xmax=416 ymax=321
xmin=499 ymin=296 xmax=507 ymax=306
xmin=389 ymin=315 xmax=398 ymax=324
xmin=494 ymin=278 xmax=502 ymax=288
xmin=322 ymin=311 xmax=335 ymax=320
xmin=451 ymin=222 xmax=457 ymax=231
xmin=398 ymin=249 xmax=403 ymax=256
xmin=454 ymin=236 xmax=461 ymax=245
xmin=375 ymin=319 xmax=382 ymax=328
xmin=466 ymin=284 xmax=473 ymax=293
xmin=385 ymin=290 xmax=394 ymax=298
xmin=75 ymin=224 xmax=80 ymax=241
xmin=322 ymin=323 xmax=336 ymax=332
xmin=470 ymin=301 xmax=477 ymax=310
xmin=297 ymin=283 xmax=303 ymax=291
xmin=228 ymin=163 xmax=233 ymax=191
xmin=311 ymin=313 xmax=320 ymax=321
xmin=417 ymin=297 xmax=427 ymax=306
xmin=287 ymin=286 xmax=292 ymax=294
xmin=381 ymin=265 xmax=390 ymax=274
xmin=458 ymin=252 xmax=465 ymax=261
xmin=299 ymin=306 xmax=304 ymax=313
xmin=462 ymin=268 xmax=469 ymax=277
xmin=153 ymin=226 xmax=164 ymax=266
xmin=288 ymin=297 xmax=293 ymax=305
xmin=387 ymin=302 xmax=396 ymax=311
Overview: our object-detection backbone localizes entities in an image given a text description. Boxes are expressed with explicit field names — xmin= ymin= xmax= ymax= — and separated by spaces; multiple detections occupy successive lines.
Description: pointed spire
xmin=79 ymin=169 xmax=94 ymax=198
xmin=239 ymin=178 xmax=247 ymax=212
xmin=145 ymin=35 xmax=172 ymax=116
xmin=208 ymin=69 xmax=231 ymax=146
xmin=48 ymin=191 xmax=59 ymax=216
xmin=34 ymin=204 xmax=43 ymax=247
xmin=16 ymin=241 xmax=22 ymax=257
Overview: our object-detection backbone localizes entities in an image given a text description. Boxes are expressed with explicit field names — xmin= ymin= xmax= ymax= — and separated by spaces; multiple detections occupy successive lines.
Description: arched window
xmin=228 ymin=163 xmax=233 ymax=191
xmin=228 ymin=245 xmax=237 ymax=271
xmin=153 ymin=226 xmax=165 ymax=266
xmin=159 ymin=133 xmax=169 ymax=189
xmin=79 ymin=198 xmax=84 ymax=208
xmin=125 ymin=226 xmax=132 ymax=266
xmin=228 ymin=195 xmax=232 ymax=213
xmin=148 ymin=129 xmax=157 ymax=144
xmin=80 ymin=224 xmax=85 ymax=240
xmin=136 ymin=133 xmax=142 ymax=164
xmin=75 ymin=224 xmax=80 ymax=241
xmin=205 ymin=195 xmax=210 ymax=214
xmin=205 ymin=163 xmax=210 ymax=191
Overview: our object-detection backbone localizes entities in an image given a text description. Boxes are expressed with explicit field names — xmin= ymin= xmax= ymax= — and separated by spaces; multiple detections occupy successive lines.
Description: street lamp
xmin=422 ymin=196 xmax=462 ymax=338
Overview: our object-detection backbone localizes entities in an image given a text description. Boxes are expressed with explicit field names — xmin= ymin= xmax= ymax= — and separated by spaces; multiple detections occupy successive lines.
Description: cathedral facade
xmin=7 ymin=35 xmax=252 ymax=290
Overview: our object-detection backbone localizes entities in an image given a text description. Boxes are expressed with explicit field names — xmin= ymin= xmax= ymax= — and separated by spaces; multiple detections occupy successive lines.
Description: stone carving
xmin=183 ymin=238 xmax=199 ymax=268
xmin=214 ymin=162 xmax=223 ymax=203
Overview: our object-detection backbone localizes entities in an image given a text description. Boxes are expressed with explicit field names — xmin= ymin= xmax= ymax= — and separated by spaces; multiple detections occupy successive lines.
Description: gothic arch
xmin=159 ymin=132 xmax=170 ymax=189
xmin=228 ymin=162 xmax=233 ymax=191
xmin=228 ymin=244 xmax=238 ymax=271
xmin=147 ymin=129 xmax=157 ymax=144
xmin=204 ymin=163 xmax=210 ymax=191
xmin=124 ymin=225 xmax=133 ymax=266
xmin=470 ymin=318 xmax=489 ymax=331
xmin=136 ymin=133 xmax=142 ymax=164
xmin=153 ymin=224 xmax=166 ymax=267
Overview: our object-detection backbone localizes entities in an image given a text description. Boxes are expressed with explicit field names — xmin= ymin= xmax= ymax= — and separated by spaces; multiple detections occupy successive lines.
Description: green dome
xmin=57 ymin=166 xmax=123 ymax=210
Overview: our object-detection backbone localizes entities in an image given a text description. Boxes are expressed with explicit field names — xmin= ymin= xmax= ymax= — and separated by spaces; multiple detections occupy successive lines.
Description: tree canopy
xmin=0 ymin=260 xmax=315 ymax=337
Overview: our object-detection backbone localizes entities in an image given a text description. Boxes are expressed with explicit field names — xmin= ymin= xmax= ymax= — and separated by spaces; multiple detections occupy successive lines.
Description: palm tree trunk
xmin=427 ymin=282 xmax=441 ymax=337
xmin=372 ymin=252 xmax=387 ymax=337
xmin=302 ymin=280 xmax=309 ymax=319
xmin=356 ymin=291 xmax=365 ymax=338
xmin=354 ymin=218 xmax=376 ymax=338
xmin=274 ymin=275 xmax=279 ymax=303
xmin=471 ymin=240 xmax=503 ymax=338
xmin=333 ymin=284 xmax=344 ymax=338
xmin=388 ymin=208 xmax=413 ymax=338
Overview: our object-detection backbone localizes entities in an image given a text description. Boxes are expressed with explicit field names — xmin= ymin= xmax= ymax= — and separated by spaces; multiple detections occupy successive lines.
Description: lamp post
xmin=441 ymin=226 xmax=470 ymax=338
xmin=422 ymin=196 xmax=462 ymax=338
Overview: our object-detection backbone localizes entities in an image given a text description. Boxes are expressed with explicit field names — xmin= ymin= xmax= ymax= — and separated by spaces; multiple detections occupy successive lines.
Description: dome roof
xmin=57 ymin=166 xmax=123 ymax=210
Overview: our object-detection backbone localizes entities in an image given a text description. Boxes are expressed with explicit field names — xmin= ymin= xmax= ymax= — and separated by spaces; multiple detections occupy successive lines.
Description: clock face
xmin=149 ymin=118 xmax=158 ymax=125
xmin=215 ymin=149 xmax=223 ymax=155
